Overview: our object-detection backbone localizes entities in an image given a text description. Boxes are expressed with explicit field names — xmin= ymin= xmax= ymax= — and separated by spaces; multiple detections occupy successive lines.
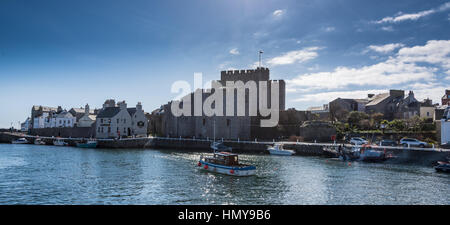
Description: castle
xmin=149 ymin=67 xmax=286 ymax=140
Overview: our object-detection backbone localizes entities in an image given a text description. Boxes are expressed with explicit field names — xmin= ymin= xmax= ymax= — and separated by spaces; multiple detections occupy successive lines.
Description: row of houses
xmin=21 ymin=99 xmax=148 ymax=138
xmin=306 ymin=89 xmax=450 ymax=122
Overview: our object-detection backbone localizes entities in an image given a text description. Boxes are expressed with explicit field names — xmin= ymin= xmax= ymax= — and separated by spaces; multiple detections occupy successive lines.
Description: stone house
xmin=31 ymin=105 xmax=59 ymax=129
xmin=78 ymin=104 xmax=97 ymax=128
xmin=365 ymin=90 xmax=406 ymax=120
xmin=53 ymin=110 xmax=76 ymax=128
xmin=95 ymin=100 xmax=147 ymax=138
xmin=329 ymin=98 xmax=368 ymax=121
xmin=69 ymin=107 xmax=95 ymax=124
xmin=127 ymin=102 xmax=148 ymax=137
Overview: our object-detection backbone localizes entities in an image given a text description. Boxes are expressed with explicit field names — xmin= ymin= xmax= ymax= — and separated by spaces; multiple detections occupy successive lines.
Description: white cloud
xmin=374 ymin=2 xmax=450 ymax=24
xmin=381 ymin=26 xmax=394 ymax=32
xmin=267 ymin=47 xmax=322 ymax=66
xmin=272 ymin=9 xmax=285 ymax=18
xmin=324 ymin=26 xmax=335 ymax=32
xmin=229 ymin=48 xmax=239 ymax=55
xmin=288 ymin=40 xmax=450 ymax=92
xmin=367 ymin=43 xmax=404 ymax=54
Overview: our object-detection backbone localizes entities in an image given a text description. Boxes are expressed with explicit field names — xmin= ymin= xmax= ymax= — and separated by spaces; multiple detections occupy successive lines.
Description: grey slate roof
xmin=366 ymin=93 xmax=390 ymax=106
xmin=127 ymin=108 xmax=137 ymax=116
xmin=96 ymin=107 xmax=121 ymax=118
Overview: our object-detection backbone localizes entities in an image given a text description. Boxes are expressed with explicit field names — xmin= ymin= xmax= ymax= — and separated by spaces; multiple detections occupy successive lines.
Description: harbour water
xmin=0 ymin=143 xmax=448 ymax=205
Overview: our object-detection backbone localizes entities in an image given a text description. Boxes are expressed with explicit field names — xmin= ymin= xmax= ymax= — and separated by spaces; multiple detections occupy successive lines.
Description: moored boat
xmin=210 ymin=141 xmax=232 ymax=152
xmin=267 ymin=143 xmax=295 ymax=156
xmin=198 ymin=151 xmax=256 ymax=176
xmin=53 ymin=138 xmax=68 ymax=146
xmin=434 ymin=161 xmax=450 ymax=173
xmin=76 ymin=140 xmax=97 ymax=148
xmin=34 ymin=138 xmax=46 ymax=145
xmin=358 ymin=145 xmax=388 ymax=162
xmin=11 ymin=138 xmax=29 ymax=144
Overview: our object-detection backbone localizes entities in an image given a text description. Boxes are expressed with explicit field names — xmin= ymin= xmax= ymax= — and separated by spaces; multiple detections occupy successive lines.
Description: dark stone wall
xmin=29 ymin=127 xmax=95 ymax=138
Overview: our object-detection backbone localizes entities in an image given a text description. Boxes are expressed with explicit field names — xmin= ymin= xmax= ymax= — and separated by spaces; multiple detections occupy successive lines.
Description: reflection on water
xmin=0 ymin=144 xmax=448 ymax=205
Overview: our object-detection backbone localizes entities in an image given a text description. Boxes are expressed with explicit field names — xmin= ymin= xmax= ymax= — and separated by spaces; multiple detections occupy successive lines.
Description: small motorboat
xmin=358 ymin=145 xmax=388 ymax=162
xmin=211 ymin=141 xmax=232 ymax=152
xmin=338 ymin=145 xmax=388 ymax=162
xmin=267 ymin=143 xmax=295 ymax=156
xmin=76 ymin=140 xmax=97 ymax=148
xmin=11 ymin=138 xmax=29 ymax=144
xmin=53 ymin=138 xmax=68 ymax=146
xmin=198 ymin=152 xmax=256 ymax=176
xmin=434 ymin=161 xmax=450 ymax=173
xmin=34 ymin=138 xmax=46 ymax=145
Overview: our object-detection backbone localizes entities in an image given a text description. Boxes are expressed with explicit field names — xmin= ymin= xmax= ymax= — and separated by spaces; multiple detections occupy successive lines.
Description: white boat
xmin=198 ymin=151 xmax=256 ymax=176
xmin=267 ymin=143 xmax=295 ymax=156
xmin=210 ymin=141 xmax=232 ymax=152
xmin=53 ymin=139 xmax=68 ymax=146
xmin=11 ymin=138 xmax=29 ymax=144
xmin=34 ymin=138 xmax=46 ymax=145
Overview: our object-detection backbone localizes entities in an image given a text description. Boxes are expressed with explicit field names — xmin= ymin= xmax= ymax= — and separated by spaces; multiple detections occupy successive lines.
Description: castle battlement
xmin=220 ymin=67 xmax=270 ymax=82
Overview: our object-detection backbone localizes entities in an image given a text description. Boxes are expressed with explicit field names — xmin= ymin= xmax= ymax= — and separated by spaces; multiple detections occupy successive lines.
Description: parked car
xmin=379 ymin=139 xmax=397 ymax=146
xmin=399 ymin=138 xmax=428 ymax=148
xmin=349 ymin=137 xmax=368 ymax=145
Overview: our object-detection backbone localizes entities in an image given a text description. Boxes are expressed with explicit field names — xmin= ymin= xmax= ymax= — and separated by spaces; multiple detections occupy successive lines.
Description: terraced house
xmin=95 ymin=99 xmax=148 ymax=138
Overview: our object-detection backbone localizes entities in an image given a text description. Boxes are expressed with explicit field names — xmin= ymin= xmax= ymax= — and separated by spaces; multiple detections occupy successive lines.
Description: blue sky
xmin=1 ymin=0 xmax=449 ymax=128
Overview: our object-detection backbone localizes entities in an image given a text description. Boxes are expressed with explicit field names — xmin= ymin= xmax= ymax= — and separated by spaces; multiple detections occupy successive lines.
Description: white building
xmin=96 ymin=99 xmax=148 ymax=138
xmin=53 ymin=110 xmax=76 ymax=128
xmin=441 ymin=106 xmax=450 ymax=145
xmin=127 ymin=102 xmax=148 ymax=137
xmin=21 ymin=117 xmax=31 ymax=132
xmin=96 ymin=100 xmax=132 ymax=138
xmin=33 ymin=112 xmax=49 ymax=129
xmin=78 ymin=104 xmax=97 ymax=127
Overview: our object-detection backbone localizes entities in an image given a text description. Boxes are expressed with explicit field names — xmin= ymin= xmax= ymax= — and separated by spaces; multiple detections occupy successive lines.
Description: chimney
xmin=118 ymin=101 xmax=127 ymax=110
xmin=103 ymin=99 xmax=116 ymax=109
xmin=136 ymin=102 xmax=143 ymax=112
xmin=57 ymin=106 xmax=62 ymax=113
xmin=85 ymin=104 xmax=90 ymax=115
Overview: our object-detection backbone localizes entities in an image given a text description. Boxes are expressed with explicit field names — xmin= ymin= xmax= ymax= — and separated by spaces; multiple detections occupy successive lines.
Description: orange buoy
xmin=197 ymin=162 xmax=202 ymax=167
xmin=204 ymin=165 xmax=208 ymax=169
xmin=348 ymin=162 xmax=352 ymax=166
xmin=230 ymin=169 xmax=235 ymax=174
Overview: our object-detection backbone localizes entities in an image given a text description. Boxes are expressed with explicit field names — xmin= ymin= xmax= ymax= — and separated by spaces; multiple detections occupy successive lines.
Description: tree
xmin=370 ymin=113 xmax=384 ymax=128
xmin=347 ymin=111 xmax=369 ymax=127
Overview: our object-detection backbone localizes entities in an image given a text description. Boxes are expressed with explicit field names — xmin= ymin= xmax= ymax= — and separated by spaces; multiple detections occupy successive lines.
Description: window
xmin=124 ymin=127 xmax=126 ymax=133
xmin=101 ymin=127 xmax=104 ymax=133
xmin=101 ymin=119 xmax=103 ymax=123
xmin=108 ymin=127 xmax=111 ymax=133
xmin=124 ymin=119 xmax=126 ymax=123
xmin=203 ymin=118 xmax=206 ymax=126
xmin=117 ymin=119 xmax=119 ymax=123
xmin=108 ymin=119 xmax=111 ymax=123
xmin=98 ymin=127 xmax=101 ymax=132
xmin=227 ymin=119 xmax=230 ymax=127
